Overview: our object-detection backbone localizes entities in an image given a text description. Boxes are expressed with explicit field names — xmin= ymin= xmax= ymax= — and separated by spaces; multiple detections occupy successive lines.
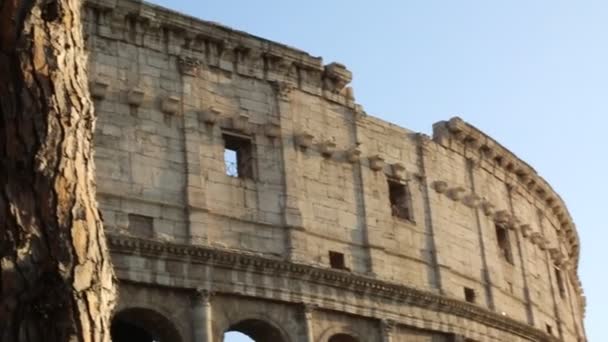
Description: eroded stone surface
xmin=83 ymin=1 xmax=586 ymax=341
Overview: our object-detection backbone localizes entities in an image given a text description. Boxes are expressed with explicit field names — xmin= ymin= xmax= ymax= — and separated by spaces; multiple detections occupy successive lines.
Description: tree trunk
xmin=0 ymin=1 xmax=116 ymax=341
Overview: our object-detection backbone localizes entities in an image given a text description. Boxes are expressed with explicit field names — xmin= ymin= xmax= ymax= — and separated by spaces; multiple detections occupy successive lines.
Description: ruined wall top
xmin=433 ymin=117 xmax=581 ymax=273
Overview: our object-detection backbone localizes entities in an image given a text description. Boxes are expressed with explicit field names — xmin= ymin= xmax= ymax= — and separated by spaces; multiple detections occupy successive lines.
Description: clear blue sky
xmin=148 ymin=1 xmax=606 ymax=340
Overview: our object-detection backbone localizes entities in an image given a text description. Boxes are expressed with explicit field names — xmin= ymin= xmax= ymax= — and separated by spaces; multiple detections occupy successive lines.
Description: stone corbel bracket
xmin=295 ymin=132 xmax=314 ymax=149
xmin=264 ymin=121 xmax=281 ymax=139
xmin=462 ymin=194 xmax=482 ymax=208
xmin=519 ymin=224 xmax=532 ymax=238
xmin=368 ymin=154 xmax=385 ymax=171
xmin=231 ymin=112 xmax=250 ymax=133
xmin=90 ymin=79 xmax=110 ymax=99
xmin=178 ymin=56 xmax=202 ymax=76
xmin=431 ymin=180 xmax=448 ymax=194
xmin=494 ymin=210 xmax=512 ymax=225
xmin=390 ymin=163 xmax=407 ymax=180
xmin=263 ymin=50 xmax=294 ymax=78
xmin=322 ymin=62 xmax=352 ymax=94
xmin=446 ymin=186 xmax=466 ymax=201
xmin=345 ymin=147 xmax=362 ymax=164
xmin=480 ymin=200 xmax=496 ymax=217
xmin=127 ymin=88 xmax=145 ymax=107
xmin=161 ymin=96 xmax=181 ymax=115
xmin=318 ymin=140 xmax=337 ymax=158
xmin=199 ymin=107 xmax=222 ymax=125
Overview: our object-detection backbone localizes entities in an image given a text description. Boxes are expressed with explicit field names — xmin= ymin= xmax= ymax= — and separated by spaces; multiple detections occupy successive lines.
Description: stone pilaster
xmin=506 ymin=185 xmax=535 ymax=326
xmin=303 ymin=304 xmax=316 ymax=342
xmin=273 ymin=81 xmax=307 ymax=262
xmin=467 ymin=158 xmax=495 ymax=310
xmin=192 ymin=288 xmax=213 ymax=342
xmin=179 ymin=57 xmax=209 ymax=245
xmin=415 ymin=133 xmax=443 ymax=292
xmin=380 ymin=319 xmax=395 ymax=342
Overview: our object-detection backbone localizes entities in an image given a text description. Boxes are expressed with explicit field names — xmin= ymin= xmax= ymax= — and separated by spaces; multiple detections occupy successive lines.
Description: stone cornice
xmin=108 ymin=234 xmax=559 ymax=342
xmin=432 ymin=118 xmax=581 ymax=272
xmin=82 ymin=0 xmax=357 ymax=107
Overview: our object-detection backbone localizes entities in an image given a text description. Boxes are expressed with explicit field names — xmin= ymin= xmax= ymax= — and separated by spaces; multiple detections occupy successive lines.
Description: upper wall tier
xmin=432 ymin=118 xmax=580 ymax=272
xmin=85 ymin=0 xmax=359 ymax=111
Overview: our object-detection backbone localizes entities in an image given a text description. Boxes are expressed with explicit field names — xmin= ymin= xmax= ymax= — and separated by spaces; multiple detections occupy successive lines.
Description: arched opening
xmin=328 ymin=333 xmax=359 ymax=342
xmin=223 ymin=319 xmax=285 ymax=342
xmin=224 ymin=331 xmax=255 ymax=342
xmin=111 ymin=308 xmax=182 ymax=342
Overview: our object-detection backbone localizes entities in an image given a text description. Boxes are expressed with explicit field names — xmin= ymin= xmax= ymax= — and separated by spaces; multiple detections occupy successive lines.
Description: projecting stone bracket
xmin=322 ymin=62 xmax=352 ymax=94
xmin=178 ymin=56 xmax=203 ymax=76
xmin=345 ymin=147 xmax=362 ymax=163
xmin=161 ymin=96 xmax=181 ymax=115
xmin=90 ymin=79 xmax=110 ymax=99
xmin=432 ymin=181 xmax=448 ymax=194
xmin=264 ymin=121 xmax=281 ymax=139
xmin=368 ymin=155 xmax=385 ymax=171
xmin=462 ymin=194 xmax=481 ymax=208
xmin=230 ymin=113 xmax=250 ymax=133
xmin=127 ymin=88 xmax=145 ymax=107
xmin=446 ymin=187 xmax=466 ymax=201
xmin=199 ymin=107 xmax=222 ymax=125
xmin=319 ymin=140 xmax=337 ymax=157
xmin=390 ymin=163 xmax=407 ymax=180
xmin=295 ymin=132 xmax=314 ymax=149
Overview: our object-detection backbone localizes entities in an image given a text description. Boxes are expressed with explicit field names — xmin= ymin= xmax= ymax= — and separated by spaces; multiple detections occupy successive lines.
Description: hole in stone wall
xmin=329 ymin=251 xmax=348 ymax=270
xmin=223 ymin=132 xmax=254 ymax=179
xmin=495 ymin=224 xmax=514 ymax=264
xmin=111 ymin=308 xmax=181 ymax=342
xmin=388 ymin=179 xmax=413 ymax=221
xmin=128 ymin=214 xmax=154 ymax=238
xmin=464 ymin=287 xmax=476 ymax=303
xmin=328 ymin=333 xmax=359 ymax=342
xmin=546 ymin=324 xmax=553 ymax=335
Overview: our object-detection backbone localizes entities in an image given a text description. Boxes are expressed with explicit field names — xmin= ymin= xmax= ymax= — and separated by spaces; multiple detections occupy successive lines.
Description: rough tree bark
xmin=0 ymin=0 xmax=116 ymax=341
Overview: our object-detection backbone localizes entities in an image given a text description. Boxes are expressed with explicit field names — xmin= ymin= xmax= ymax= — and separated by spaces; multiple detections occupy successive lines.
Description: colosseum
xmin=82 ymin=0 xmax=587 ymax=341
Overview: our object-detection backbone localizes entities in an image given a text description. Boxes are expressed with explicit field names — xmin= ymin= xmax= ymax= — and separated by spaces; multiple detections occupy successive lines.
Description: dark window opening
xmin=546 ymin=324 xmax=553 ymax=335
xmin=112 ymin=318 xmax=157 ymax=342
xmin=555 ymin=266 xmax=566 ymax=299
xmin=111 ymin=308 xmax=182 ymax=342
xmin=388 ymin=179 xmax=413 ymax=221
xmin=329 ymin=251 xmax=348 ymax=270
xmin=464 ymin=287 xmax=476 ymax=303
xmin=495 ymin=224 xmax=513 ymax=264
xmin=223 ymin=133 xmax=254 ymax=179
xmin=128 ymin=214 xmax=153 ymax=238
xmin=328 ymin=334 xmax=359 ymax=342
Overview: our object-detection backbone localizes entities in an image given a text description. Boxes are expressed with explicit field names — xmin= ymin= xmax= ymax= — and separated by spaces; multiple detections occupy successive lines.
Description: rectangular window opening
xmin=495 ymin=224 xmax=514 ymax=264
xmin=546 ymin=324 xmax=553 ymax=335
xmin=329 ymin=251 xmax=348 ymax=270
xmin=555 ymin=266 xmax=566 ymax=299
xmin=223 ymin=133 xmax=254 ymax=179
xmin=128 ymin=213 xmax=154 ymax=238
xmin=388 ymin=179 xmax=413 ymax=221
xmin=464 ymin=287 xmax=476 ymax=303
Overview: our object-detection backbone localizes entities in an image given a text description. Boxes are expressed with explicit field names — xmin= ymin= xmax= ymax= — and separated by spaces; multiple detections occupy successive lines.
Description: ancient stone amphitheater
xmin=83 ymin=1 xmax=587 ymax=341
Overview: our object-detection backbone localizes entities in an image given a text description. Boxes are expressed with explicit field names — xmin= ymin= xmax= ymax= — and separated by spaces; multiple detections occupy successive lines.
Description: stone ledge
xmin=107 ymin=234 xmax=560 ymax=342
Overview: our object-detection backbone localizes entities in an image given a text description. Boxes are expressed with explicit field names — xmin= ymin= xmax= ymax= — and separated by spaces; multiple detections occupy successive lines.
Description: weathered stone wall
xmin=83 ymin=0 xmax=586 ymax=341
